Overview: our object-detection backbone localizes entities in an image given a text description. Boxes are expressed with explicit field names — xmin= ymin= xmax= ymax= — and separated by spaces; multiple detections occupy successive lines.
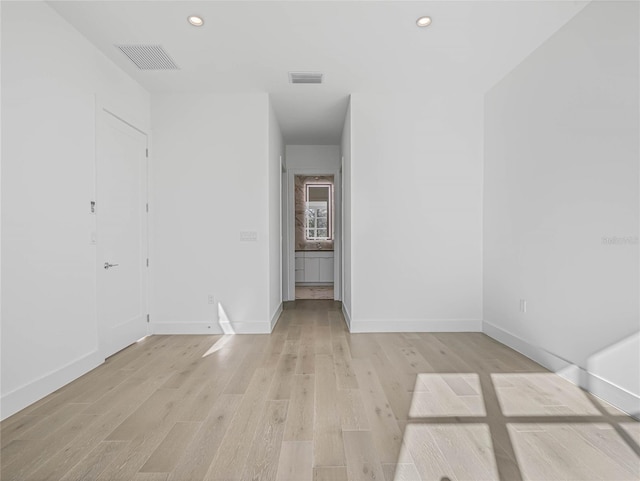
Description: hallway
xmin=1 ymin=300 xmax=638 ymax=481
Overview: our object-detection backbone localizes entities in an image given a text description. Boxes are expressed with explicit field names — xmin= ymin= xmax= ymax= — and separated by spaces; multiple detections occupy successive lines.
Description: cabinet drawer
xmin=304 ymin=251 xmax=334 ymax=259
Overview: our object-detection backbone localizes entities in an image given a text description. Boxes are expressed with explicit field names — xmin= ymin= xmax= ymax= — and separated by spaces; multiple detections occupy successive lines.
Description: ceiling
xmin=49 ymin=1 xmax=588 ymax=144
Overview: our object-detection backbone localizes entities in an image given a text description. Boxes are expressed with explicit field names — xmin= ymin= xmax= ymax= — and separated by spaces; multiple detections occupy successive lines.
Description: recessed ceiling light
xmin=188 ymin=15 xmax=204 ymax=27
xmin=416 ymin=16 xmax=432 ymax=27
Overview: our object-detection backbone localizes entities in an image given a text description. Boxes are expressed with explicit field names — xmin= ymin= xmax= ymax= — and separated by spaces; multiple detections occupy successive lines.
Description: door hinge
xmin=146 ymin=258 xmax=149 ymax=267
xmin=147 ymin=314 xmax=150 ymax=323
xmin=145 ymin=148 xmax=149 ymax=158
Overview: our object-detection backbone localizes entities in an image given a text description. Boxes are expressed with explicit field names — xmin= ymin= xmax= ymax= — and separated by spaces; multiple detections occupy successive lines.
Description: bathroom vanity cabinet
xmin=295 ymin=251 xmax=334 ymax=284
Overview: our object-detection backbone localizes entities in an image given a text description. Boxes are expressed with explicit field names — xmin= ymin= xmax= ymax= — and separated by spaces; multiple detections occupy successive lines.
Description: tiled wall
xmin=295 ymin=175 xmax=334 ymax=251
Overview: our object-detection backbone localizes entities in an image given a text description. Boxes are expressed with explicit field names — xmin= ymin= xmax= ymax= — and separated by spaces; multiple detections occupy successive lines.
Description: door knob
xmin=104 ymin=262 xmax=119 ymax=270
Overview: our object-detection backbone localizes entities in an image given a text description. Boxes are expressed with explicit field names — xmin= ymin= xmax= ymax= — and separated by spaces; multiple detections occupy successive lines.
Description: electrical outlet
xmin=208 ymin=295 xmax=215 ymax=305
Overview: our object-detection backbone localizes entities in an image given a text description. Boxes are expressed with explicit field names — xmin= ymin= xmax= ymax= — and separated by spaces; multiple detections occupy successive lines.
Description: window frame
xmin=304 ymin=183 xmax=332 ymax=241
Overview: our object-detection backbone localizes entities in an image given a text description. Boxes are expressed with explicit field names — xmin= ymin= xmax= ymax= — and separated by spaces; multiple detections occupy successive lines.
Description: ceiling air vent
xmin=289 ymin=72 xmax=323 ymax=84
xmin=115 ymin=45 xmax=180 ymax=70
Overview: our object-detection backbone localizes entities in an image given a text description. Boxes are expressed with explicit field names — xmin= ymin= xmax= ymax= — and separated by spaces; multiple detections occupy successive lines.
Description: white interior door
xmin=96 ymin=110 xmax=148 ymax=358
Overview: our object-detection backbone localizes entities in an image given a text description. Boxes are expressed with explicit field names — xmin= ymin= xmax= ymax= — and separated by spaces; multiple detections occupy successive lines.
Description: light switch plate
xmin=240 ymin=231 xmax=258 ymax=242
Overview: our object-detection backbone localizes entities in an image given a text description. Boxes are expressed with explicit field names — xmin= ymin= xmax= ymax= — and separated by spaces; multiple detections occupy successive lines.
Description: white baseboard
xmin=270 ymin=303 xmax=283 ymax=332
xmin=587 ymin=372 xmax=640 ymax=420
xmin=342 ymin=304 xmax=352 ymax=330
xmin=482 ymin=321 xmax=570 ymax=372
xmin=151 ymin=320 xmax=272 ymax=335
xmin=1 ymin=350 xmax=103 ymax=421
xmin=349 ymin=318 xmax=482 ymax=333
xmin=483 ymin=321 xmax=640 ymax=420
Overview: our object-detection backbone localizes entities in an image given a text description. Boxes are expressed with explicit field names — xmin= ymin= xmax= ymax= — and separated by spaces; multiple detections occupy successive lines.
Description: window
xmin=306 ymin=202 xmax=329 ymax=240
xmin=305 ymin=184 xmax=332 ymax=240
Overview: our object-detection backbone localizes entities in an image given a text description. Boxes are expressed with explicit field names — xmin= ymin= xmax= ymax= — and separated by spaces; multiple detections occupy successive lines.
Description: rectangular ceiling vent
xmin=289 ymin=72 xmax=323 ymax=84
xmin=115 ymin=45 xmax=180 ymax=70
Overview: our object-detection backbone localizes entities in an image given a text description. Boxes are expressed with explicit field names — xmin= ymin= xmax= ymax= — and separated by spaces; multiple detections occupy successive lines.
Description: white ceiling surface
xmin=49 ymin=1 xmax=588 ymax=144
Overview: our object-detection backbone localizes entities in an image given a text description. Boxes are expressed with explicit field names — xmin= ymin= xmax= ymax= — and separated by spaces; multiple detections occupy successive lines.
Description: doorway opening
xmin=283 ymin=167 xmax=341 ymax=302
xmin=295 ymin=175 xmax=335 ymax=299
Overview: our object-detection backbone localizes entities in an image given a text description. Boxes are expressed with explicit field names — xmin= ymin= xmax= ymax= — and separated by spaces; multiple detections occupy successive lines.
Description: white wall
xmin=268 ymin=101 xmax=284 ymax=328
xmin=484 ymin=1 xmax=639 ymax=416
xmin=150 ymin=93 xmax=274 ymax=334
xmin=348 ymin=93 xmax=484 ymax=332
xmin=285 ymin=145 xmax=341 ymax=170
xmin=1 ymin=1 xmax=150 ymax=419
xmin=341 ymin=102 xmax=352 ymax=326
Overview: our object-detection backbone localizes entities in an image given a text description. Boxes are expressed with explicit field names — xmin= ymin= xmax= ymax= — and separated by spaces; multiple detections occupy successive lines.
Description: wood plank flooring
xmin=296 ymin=286 xmax=334 ymax=300
xmin=1 ymin=300 xmax=638 ymax=481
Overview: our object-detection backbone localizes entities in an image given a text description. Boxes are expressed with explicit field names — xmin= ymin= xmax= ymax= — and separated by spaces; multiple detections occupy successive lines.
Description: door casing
xmin=284 ymin=167 xmax=342 ymax=301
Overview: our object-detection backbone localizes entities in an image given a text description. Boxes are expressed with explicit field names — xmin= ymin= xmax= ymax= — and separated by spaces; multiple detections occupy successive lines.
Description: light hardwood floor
xmin=295 ymin=286 xmax=334 ymax=300
xmin=2 ymin=300 xmax=638 ymax=481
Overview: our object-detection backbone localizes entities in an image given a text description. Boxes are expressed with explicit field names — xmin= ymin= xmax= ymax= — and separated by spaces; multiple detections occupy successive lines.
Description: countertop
xmin=295 ymin=249 xmax=334 ymax=252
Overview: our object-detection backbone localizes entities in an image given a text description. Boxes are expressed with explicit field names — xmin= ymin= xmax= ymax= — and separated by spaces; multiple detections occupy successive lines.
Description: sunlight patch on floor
xmin=508 ymin=423 xmax=640 ymax=480
xmin=202 ymin=335 xmax=234 ymax=358
xmin=402 ymin=424 xmax=499 ymax=481
xmin=621 ymin=422 xmax=640 ymax=443
xmin=410 ymin=373 xmax=486 ymax=418
xmin=492 ymin=373 xmax=601 ymax=416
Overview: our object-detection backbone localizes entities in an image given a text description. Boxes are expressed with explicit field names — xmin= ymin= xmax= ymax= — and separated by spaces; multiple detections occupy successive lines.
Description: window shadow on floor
xmin=376 ymin=332 xmax=640 ymax=481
